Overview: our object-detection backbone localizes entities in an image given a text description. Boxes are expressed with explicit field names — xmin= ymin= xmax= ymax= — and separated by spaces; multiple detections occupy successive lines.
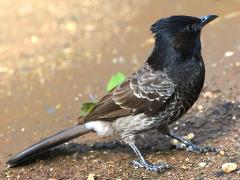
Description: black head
xmin=151 ymin=15 xmax=218 ymax=54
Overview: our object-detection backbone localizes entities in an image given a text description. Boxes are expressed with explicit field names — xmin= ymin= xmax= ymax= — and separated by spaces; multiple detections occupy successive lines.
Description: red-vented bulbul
xmin=7 ymin=15 xmax=218 ymax=172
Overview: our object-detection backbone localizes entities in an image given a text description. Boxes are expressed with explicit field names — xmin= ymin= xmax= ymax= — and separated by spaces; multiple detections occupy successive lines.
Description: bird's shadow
xmin=10 ymin=100 xmax=239 ymax=167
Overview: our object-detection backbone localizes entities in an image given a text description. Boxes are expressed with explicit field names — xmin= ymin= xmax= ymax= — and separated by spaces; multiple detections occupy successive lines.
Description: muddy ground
xmin=0 ymin=0 xmax=240 ymax=179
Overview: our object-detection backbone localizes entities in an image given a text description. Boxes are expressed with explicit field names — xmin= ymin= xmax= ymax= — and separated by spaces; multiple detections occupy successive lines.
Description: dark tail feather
xmin=6 ymin=124 xmax=90 ymax=167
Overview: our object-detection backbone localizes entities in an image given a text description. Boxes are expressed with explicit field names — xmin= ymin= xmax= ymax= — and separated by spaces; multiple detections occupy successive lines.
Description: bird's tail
xmin=6 ymin=124 xmax=91 ymax=167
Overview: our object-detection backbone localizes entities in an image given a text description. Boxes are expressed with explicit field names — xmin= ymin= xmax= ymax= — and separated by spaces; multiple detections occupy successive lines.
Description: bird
xmin=6 ymin=15 xmax=218 ymax=172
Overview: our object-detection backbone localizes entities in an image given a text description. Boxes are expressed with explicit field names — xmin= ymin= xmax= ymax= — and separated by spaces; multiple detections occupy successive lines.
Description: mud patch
xmin=1 ymin=100 xmax=240 ymax=179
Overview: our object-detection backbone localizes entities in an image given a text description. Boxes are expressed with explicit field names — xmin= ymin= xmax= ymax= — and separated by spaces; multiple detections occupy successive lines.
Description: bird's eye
xmin=186 ymin=25 xmax=194 ymax=32
xmin=201 ymin=16 xmax=207 ymax=23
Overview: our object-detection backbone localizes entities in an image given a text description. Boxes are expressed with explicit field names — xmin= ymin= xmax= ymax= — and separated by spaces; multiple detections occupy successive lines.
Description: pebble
xmin=211 ymin=63 xmax=217 ymax=68
xmin=224 ymin=51 xmax=234 ymax=58
xmin=31 ymin=35 xmax=39 ymax=43
xmin=0 ymin=66 xmax=11 ymax=73
xmin=181 ymin=165 xmax=187 ymax=170
xmin=222 ymin=163 xmax=238 ymax=173
xmin=198 ymin=162 xmax=207 ymax=168
xmin=197 ymin=105 xmax=203 ymax=110
xmin=186 ymin=133 xmax=194 ymax=140
xmin=87 ymin=173 xmax=96 ymax=180
xmin=182 ymin=133 xmax=195 ymax=140
xmin=203 ymin=91 xmax=213 ymax=98
xmin=219 ymin=150 xmax=225 ymax=156
xmin=65 ymin=22 xmax=77 ymax=34
xmin=170 ymin=139 xmax=179 ymax=145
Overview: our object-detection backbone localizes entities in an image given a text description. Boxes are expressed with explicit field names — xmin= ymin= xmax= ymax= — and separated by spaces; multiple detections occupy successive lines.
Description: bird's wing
xmin=81 ymin=65 xmax=175 ymax=123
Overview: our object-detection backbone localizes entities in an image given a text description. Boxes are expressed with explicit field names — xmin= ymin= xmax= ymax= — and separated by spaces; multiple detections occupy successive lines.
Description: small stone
xmin=219 ymin=150 xmax=225 ymax=156
xmin=197 ymin=105 xmax=203 ymax=110
xmin=87 ymin=173 xmax=96 ymax=180
xmin=0 ymin=66 xmax=10 ymax=73
xmin=211 ymin=63 xmax=217 ymax=67
xmin=203 ymin=91 xmax=213 ymax=98
xmin=55 ymin=104 xmax=61 ymax=110
xmin=65 ymin=22 xmax=77 ymax=34
xmin=224 ymin=51 xmax=234 ymax=58
xmin=31 ymin=35 xmax=39 ymax=43
xmin=222 ymin=163 xmax=238 ymax=173
xmin=198 ymin=162 xmax=207 ymax=168
xmin=170 ymin=139 xmax=180 ymax=145
xmin=181 ymin=165 xmax=187 ymax=170
xmin=5 ymin=171 xmax=11 ymax=178
xmin=186 ymin=133 xmax=194 ymax=140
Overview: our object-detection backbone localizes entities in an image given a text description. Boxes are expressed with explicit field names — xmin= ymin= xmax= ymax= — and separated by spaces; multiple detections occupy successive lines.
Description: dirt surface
xmin=0 ymin=0 xmax=240 ymax=179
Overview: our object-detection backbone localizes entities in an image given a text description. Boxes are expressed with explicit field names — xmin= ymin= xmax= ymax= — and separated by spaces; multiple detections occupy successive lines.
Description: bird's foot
xmin=132 ymin=159 xmax=171 ymax=172
xmin=175 ymin=141 xmax=219 ymax=153
xmin=168 ymin=132 xmax=218 ymax=153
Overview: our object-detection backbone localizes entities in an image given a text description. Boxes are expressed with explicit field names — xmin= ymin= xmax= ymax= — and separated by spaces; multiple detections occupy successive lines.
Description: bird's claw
xmin=132 ymin=159 xmax=171 ymax=172
xmin=176 ymin=142 xmax=219 ymax=153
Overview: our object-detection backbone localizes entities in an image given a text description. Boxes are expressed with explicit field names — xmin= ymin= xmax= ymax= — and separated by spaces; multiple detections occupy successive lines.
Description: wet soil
xmin=0 ymin=0 xmax=240 ymax=179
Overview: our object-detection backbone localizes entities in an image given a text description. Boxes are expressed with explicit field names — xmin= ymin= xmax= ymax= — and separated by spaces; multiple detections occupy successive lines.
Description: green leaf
xmin=80 ymin=102 xmax=96 ymax=117
xmin=107 ymin=72 xmax=126 ymax=91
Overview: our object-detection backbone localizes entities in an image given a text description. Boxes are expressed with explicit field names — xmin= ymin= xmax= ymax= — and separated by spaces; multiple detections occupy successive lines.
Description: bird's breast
xmin=175 ymin=57 xmax=205 ymax=107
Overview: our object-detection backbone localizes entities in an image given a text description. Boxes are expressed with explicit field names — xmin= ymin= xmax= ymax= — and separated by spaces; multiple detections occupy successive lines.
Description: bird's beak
xmin=199 ymin=15 xmax=218 ymax=28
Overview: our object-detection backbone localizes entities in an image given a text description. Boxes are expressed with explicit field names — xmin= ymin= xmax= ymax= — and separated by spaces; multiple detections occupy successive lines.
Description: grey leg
xmin=129 ymin=143 xmax=171 ymax=172
xmin=168 ymin=132 xmax=218 ymax=153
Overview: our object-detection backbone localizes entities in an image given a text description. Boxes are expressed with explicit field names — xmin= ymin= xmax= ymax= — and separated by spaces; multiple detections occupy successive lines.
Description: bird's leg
xmin=129 ymin=143 xmax=171 ymax=172
xmin=168 ymin=132 xmax=218 ymax=153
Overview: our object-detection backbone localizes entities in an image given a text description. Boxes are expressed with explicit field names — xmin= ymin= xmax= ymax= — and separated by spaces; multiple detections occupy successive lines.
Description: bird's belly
xmin=112 ymin=113 xmax=164 ymax=142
